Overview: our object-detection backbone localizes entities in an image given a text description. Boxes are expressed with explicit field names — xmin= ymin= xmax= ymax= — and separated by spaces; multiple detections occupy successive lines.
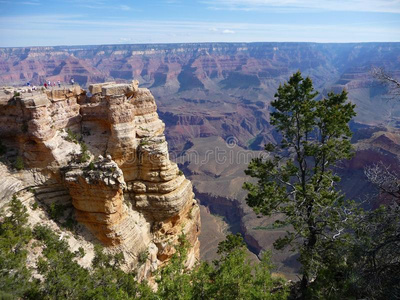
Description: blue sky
xmin=0 ymin=0 xmax=399 ymax=47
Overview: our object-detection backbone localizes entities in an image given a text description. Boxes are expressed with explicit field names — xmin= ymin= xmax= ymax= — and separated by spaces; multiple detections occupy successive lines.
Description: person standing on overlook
xmin=70 ymin=78 xmax=75 ymax=85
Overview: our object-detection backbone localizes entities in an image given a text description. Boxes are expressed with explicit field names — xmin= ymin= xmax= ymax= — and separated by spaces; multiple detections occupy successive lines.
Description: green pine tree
xmin=0 ymin=195 xmax=40 ymax=298
xmin=243 ymin=71 xmax=356 ymax=298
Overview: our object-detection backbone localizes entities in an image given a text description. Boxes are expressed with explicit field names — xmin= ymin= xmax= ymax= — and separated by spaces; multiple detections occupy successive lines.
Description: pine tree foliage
xmin=348 ymin=204 xmax=400 ymax=299
xmin=0 ymin=196 xmax=286 ymax=299
xmin=0 ymin=195 xmax=39 ymax=298
xmin=243 ymin=71 xmax=357 ymax=298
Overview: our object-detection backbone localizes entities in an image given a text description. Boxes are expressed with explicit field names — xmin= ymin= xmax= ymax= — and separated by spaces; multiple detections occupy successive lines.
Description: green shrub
xmin=0 ymin=196 xmax=39 ymax=298
xmin=65 ymin=128 xmax=81 ymax=144
xmin=79 ymin=142 xmax=90 ymax=163
xmin=14 ymin=156 xmax=24 ymax=170
xmin=138 ymin=250 xmax=149 ymax=265
xmin=48 ymin=203 xmax=65 ymax=220
xmin=64 ymin=216 xmax=77 ymax=231
xmin=76 ymin=247 xmax=85 ymax=258
xmin=0 ymin=200 xmax=289 ymax=300
xmin=31 ymin=202 xmax=39 ymax=210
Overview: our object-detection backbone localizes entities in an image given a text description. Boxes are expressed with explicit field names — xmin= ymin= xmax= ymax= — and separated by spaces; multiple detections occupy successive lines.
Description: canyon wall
xmin=1 ymin=42 xmax=399 ymax=276
xmin=0 ymin=82 xmax=200 ymax=278
xmin=1 ymin=42 xmax=399 ymax=150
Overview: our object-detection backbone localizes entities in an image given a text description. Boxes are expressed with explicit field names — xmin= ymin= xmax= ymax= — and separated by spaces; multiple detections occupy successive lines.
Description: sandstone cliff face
xmin=0 ymin=82 xmax=200 ymax=278
xmin=0 ymin=86 xmax=83 ymax=168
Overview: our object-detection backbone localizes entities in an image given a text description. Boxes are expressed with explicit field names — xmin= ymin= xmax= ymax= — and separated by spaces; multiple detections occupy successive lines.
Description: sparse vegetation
xmin=88 ymin=161 xmax=95 ymax=170
xmin=64 ymin=215 xmax=77 ymax=231
xmin=61 ymin=130 xmax=91 ymax=164
xmin=14 ymin=156 xmax=24 ymax=170
xmin=76 ymin=247 xmax=85 ymax=258
xmin=139 ymin=138 xmax=150 ymax=146
xmin=46 ymin=202 xmax=78 ymax=231
xmin=138 ymin=250 xmax=149 ymax=265
xmin=31 ymin=202 xmax=39 ymax=210
xmin=0 ymin=197 xmax=287 ymax=299
xmin=48 ymin=202 xmax=66 ymax=220
xmin=79 ymin=142 xmax=90 ymax=163
xmin=139 ymin=126 xmax=150 ymax=132
xmin=65 ymin=128 xmax=81 ymax=144
xmin=252 ymin=223 xmax=285 ymax=230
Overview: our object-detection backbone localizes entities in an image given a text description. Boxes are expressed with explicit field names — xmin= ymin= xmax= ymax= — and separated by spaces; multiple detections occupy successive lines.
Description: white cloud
xmin=66 ymin=1 xmax=134 ymax=11
xmin=20 ymin=1 xmax=41 ymax=5
xmin=0 ymin=0 xmax=41 ymax=4
xmin=119 ymin=5 xmax=131 ymax=11
xmin=209 ymin=28 xmax=236 ymax=34
xmin=119 ymin=37 xmax=132 ymax=42
xmin=0 ymin=14 xmax=399 ymax=46
xmin=201 ymin=0 xmax=400 ymax=13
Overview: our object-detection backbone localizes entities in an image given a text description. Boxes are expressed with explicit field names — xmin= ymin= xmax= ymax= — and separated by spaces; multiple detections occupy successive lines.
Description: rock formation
xmin=0 ymin=82 xmax=200 ymax=278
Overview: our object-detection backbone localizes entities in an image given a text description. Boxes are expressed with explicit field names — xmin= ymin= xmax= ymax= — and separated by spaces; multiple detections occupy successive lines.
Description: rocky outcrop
xmin=64 ymin=157 xmax=127 ymax=246
xmin=0 ymin=85 xmax=82 ymax=168
xmin=0 ymin=82 xmax=200 ymax=278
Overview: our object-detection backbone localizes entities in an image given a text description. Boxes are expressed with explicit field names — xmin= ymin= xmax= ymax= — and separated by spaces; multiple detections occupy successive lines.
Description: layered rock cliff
xmin=0 ymin=82 xmax=200 ymax=278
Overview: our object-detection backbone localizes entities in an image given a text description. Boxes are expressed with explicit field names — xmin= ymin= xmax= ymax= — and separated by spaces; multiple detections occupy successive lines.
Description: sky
xmin=0 ymin=0 xmax=400 ymax=47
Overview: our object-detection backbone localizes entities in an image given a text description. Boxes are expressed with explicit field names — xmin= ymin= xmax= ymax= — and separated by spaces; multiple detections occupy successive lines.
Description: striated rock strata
xmin=0 ymin=82 xmax=200 ymax=278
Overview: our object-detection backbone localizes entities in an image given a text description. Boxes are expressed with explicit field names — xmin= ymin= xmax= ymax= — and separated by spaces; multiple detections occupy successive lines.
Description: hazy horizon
xmin=2 ymin=40 xmax=400 ymax=49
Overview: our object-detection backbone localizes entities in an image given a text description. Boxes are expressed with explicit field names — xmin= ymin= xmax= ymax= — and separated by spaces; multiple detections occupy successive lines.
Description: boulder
xmin=89 ymin=82 xmax=116 ymax=94
xmin=102 ymin=83 xmax=133 ymax=96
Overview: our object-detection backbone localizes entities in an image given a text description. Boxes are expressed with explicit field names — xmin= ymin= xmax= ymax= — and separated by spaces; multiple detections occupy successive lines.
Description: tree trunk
xmin=299 ymin=225 xmax=317 ymax=299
